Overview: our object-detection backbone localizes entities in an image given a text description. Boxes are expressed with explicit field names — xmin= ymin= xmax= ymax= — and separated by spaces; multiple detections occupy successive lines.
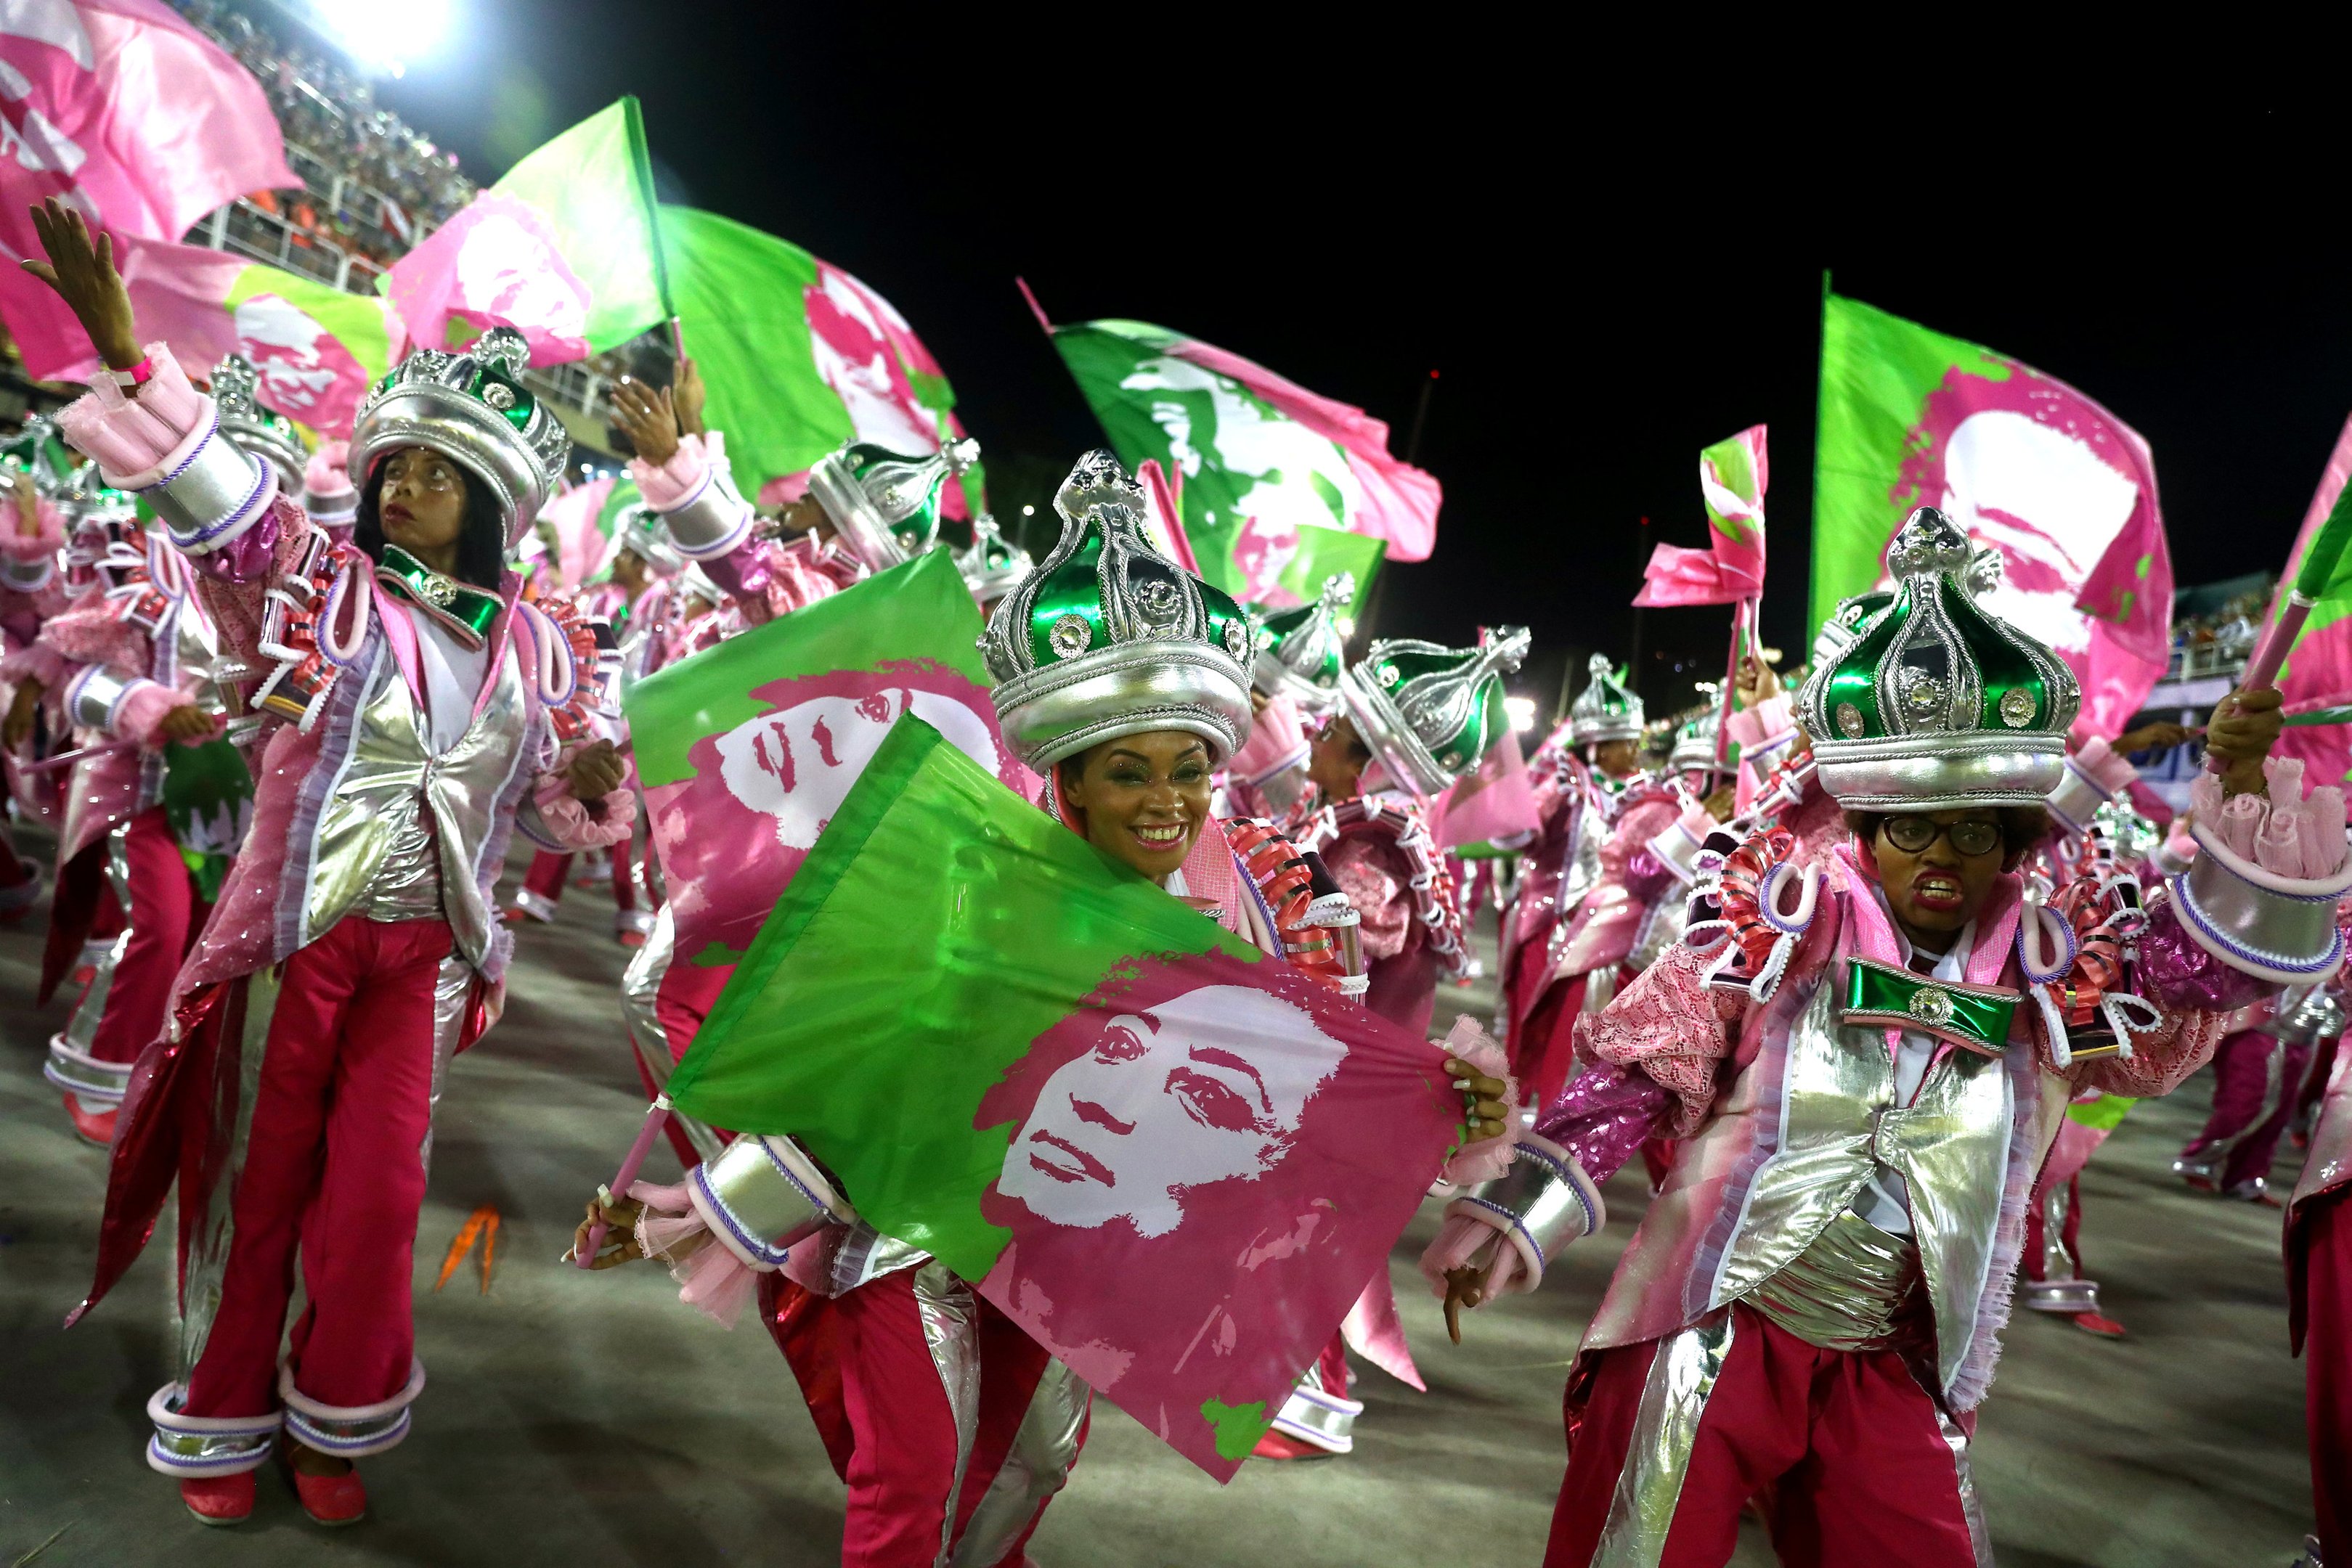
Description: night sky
xmin=340 ymin=6 xmax=2352 ymax=720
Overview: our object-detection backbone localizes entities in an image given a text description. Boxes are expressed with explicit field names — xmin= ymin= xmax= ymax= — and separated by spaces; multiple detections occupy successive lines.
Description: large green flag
xmin=1043 ymin=315 xmax=1441 ymax=610
xmin=667 ymin=716 xmax=1459 ymax=1479
xmin=386 ymin=99 xmax=669 ymax=364
xmin=659 ymin=206 xmax=982 ymax=511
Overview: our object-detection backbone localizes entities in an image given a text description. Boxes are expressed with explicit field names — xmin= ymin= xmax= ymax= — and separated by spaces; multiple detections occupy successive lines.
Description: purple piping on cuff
xmin=2138 ymin=901 xmax=2278 ymax=1011
xmin=1531 ymin=1060 xmax=1668 ymax=1184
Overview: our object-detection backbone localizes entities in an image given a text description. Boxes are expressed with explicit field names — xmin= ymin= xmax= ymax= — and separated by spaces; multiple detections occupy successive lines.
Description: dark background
xmin=307 ymin=4 xmax=2350 ymax=721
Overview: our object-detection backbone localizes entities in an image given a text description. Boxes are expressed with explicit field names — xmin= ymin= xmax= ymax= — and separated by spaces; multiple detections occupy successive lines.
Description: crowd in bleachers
xmin=171 ymin=0 xmax=476 ymax=270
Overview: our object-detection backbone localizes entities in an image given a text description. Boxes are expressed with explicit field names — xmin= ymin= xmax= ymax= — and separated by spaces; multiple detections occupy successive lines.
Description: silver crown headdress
xmin=953 ymin=511 xmax=1032 ymax=605
xmin=210 ymin=355 xmax=309 ymax=494
xmin=981 ymin=450 xmax=1256 ymax=771
xmin=1340 ymin=625 xmax=1530 ymax=799
xmin=1252 ymin=571 xmax=1354 ymax=714
xmin=349 ymin=327 xmax=571 ymax=548
xmin=808 ymin=436 xmax=980 ymax=573
xmin=1667 ymin=687 xmax=1728 ymax=775
xmin=598 ymin=504 xmax=685 ymax=580
xmin=1568 ymin=653 xmax=1643 ymax=745
xmin=1796 ymin=507 xmax=2080 ymax=809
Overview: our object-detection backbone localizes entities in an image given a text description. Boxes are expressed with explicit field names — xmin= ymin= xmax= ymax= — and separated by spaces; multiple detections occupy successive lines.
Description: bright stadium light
xmin=304 ymin=0 xmax=452 ymax=77
xmin=1505 ymin=695 xmax=1537 ymax=732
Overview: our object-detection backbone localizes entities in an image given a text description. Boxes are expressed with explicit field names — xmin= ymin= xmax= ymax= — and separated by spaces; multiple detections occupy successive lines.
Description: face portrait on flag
xmin=715 ymin=686 xmax=1002 ymax=852
xmin=974 ymin=949 xmax=1425 ymax=1429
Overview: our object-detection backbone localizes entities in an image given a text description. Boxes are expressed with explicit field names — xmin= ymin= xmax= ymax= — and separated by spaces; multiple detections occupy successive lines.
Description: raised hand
xmin=22 ymin=197 xmax=139 ymax=371
xmin=610 ymin=378 xmax=679 ymax=467
xmin=672 ymin=354 xmax=707 ymax=436
xmin=2206 ymin=685 xmax=2284 ymax=799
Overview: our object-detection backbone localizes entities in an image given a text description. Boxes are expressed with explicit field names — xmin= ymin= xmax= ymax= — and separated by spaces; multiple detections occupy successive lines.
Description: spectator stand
xmin=2125 ymin=571 xmax=2269 ymax=812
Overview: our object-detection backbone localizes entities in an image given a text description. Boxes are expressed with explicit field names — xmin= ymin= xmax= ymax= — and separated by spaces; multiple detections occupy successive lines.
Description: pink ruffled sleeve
xmin=0 ymin=496 xmax=65 ymax=561
xmin=1568 ymin=940 xmax=1743 ymax=1138
xmin=1324 ymin=833 xmax=1414 ymax=960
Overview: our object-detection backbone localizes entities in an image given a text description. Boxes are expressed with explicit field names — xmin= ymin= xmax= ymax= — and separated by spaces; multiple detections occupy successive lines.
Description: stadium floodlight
xmin=301 ymin=0 xmax=452 ymax=77
xmin=1505 ymin=695 xmax=1536 ymax=733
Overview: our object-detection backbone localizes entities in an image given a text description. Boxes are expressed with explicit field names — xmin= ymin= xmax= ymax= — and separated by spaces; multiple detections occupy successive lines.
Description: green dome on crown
xmin=1569 ymin=653 xmax=1643 ymax=745
xmin=1251 ymin=571 xmax=1354 ymax=713
xmin=1341 ymin=625 xmax=1529 ymax=799
xmin=981 ymin=449 xmax=1255 ymax=769
xmin=809 ymin=437 xmax=978 ymax=573
xmin=1796 ymin=506 xmax=2080 ymax=809
xmin=351 ymin=326 xmax=571 ymax=547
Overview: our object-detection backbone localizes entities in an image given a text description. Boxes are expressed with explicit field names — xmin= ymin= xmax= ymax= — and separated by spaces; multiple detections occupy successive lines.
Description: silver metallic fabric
xmin=304 ymin=642 xmax=533 ymax=970
xmin=175 ymin=963 xmax=280 ymax=1380
xmin=1591 ymin=1310 xmax=1736 ymax=1566
xmin=1266 ymin=1355 xmax=1364 ymax=1453
xmin=49 ymin=822 xmax=135 ymax=1079
xmin=951 ymin=1357 xmax=1090 ymax=1567
xmin=355 ymin=809 xmax=446 ymax=923
xmin=145 ymin=1383 xmax=280 ymax=1477
xmin=1454 ymin=1137 xmax=1604 ymax=1286
xmin=912 ymin=1262 xmax=983 ymax=1568
xmin=617 ymin=908 xmax=725 ymax=1163
xmin=0 ymin=550 xmax=53 ymax=592
xmin=989 ymin=636 xmax=1250 ymax=772
xmin=656 ymin=467 xmax=754 ymax=560
xmin=280 ymin=1357 xmax=426 ymax=1459
xmin=1743 ymin=1209 xmax=1923 ymax=1352
xmin=691 ymin=1134 xmax=847 ymax=1266
xmin=1713 ymin=971 xmax=2014 ymax=1396
xmin=1810 ymin=730 xmax=2067 ymax=813
xmin=1929 ymin=1395 xmax=1996 ymax=1567
xmin=143 ymin=424 xmax=273 ymax=553
xmin=2173 ymin=825 xmax=2352 ymax=984
xmin=65 ymin=662 xmax=144 ymax=732
xmin=416 ymin=952 xmax=472 ymax=1172
xmin=2043 ymin=752 xmax=2115 ymax=836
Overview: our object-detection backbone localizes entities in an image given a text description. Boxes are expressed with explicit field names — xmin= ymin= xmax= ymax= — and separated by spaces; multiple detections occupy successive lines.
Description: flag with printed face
xmin=667 ymin=715 xmax=1462 ymax=1480
xmin=1041 ymin=311 xmax=1439 ymax=609
xmin=656 ymin=205 xmax=981 ymax=515
xmin=385 ymin=98 xmax=667 ymax=367
xmin=0 ymin=0 xmax=297 ymax=380
xmin=1812 ymin=291 xmax=2173 ymax=740
xmin=2265 ymin=414 xmax=2352 ymax=783
xmin=7 ymin=236 xmax=397 ymax=433
xmin=622 ymin=550 xmax=1032 ymax=991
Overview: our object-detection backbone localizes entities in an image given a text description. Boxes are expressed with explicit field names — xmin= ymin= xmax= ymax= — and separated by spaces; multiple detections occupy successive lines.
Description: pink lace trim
xmin=1571 ymin=942 xmax=1736 ymax=1137
xmin=56 ymin=343 xmax=208 ymax=483
xmin=631 ymin=431 xmax=723 ymax=513
xmin=628 ymin=1179 xmax=759 ymax=1328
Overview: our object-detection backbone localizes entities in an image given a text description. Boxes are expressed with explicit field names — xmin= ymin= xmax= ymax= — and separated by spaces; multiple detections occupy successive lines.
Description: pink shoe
xmin=287 ymin=1463 xmax=367 ymax=1527
xmin=64 ymin=1093 xmax=116 ymax=1148
xmin=2070 ymin=1310 xmax=2128 ymax=1339
xmin=181 ymin=1471 xmax=255 ymax=1525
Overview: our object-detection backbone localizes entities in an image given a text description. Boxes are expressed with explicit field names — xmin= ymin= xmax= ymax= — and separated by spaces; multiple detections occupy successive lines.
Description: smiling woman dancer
xmin=579 ymin=449 xmax=1510 ymax=1568
xmin=1430 ymin=505 xmax=2337 ymax=1567
xmin=21 ymin=198 xmax=632 ymax=1530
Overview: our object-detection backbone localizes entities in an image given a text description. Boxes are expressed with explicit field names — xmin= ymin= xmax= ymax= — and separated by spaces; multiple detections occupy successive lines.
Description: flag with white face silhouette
xmin=623 ymin=550 xmax=1033 ymax=992
xmin=1812 ymin=290 xmax=2175 ymax=740
xmin=666 ymin=715 xmax=1462 ymax=1482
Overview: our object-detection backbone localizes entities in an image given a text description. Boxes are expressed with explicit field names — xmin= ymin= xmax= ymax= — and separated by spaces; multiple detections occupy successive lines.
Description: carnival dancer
xmin=576 ymin=449 xmax=1455 ymax=1566
xmin=2289 ymin=948 xmax=2352 ymax=1568
xmin=2173 ymin=985 xmax=2341 ymax=1204
xmin=505 ymin=506 xmax=683 ymax=942
xmin=0 ymin=427 xmax=70 ymax=917
xmin=1428 ymin=506 xmax=2337 ymax=1566
xmin=1225 ymin=572 xmax=1351 ymax=820
xmin=0 ymin=462 xmax=229 ymax=1146
xmin=599 ymin=380 xmax=979 ymax=1169
xmin=953 ymin=509 xmax=1032 ymax=617
xmin=1295 ymin=626 xmax=1526 ymax=1040
xmin=1497 ymin=655 xmax=1643 ymax=1068
xmin=20 ymin=199 xmax=631 ymax=1529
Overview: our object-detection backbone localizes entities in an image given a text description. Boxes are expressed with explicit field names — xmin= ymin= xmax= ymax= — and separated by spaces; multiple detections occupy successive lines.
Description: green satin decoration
xmin=1822 ymin=597 xmax=1906 ymax=738
xmin=1942 ymin=579 xmax=2046 ymax=730
xmin=1840 ymin=957 xmax=2017 ymax=1055
xmin=375 ymin=544 xmax=501 ymax=647
xmin=1025 ymin=531 xmax=1109 ymax=667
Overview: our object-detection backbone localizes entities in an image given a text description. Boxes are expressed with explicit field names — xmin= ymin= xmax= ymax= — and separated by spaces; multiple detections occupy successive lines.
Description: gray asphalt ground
xmin=0 ymin=833 xmax=2322 ymax=1567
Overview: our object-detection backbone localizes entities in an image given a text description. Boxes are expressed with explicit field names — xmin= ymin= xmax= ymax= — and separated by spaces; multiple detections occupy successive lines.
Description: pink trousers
xmin=762 ymin=1270 xmax=1084 ymax=1567
xmin=1547 ymin=1306 xmax=1983 ymax=1567
xmin=2296 ymin=1189 xmax=2352 ymax=1564
xmin=2182 ymin=1027 xmax=2310 ymax=1191
xmin=184 ymin=918 xmax=455 ymax=1430
xmin=89 ymin=806 xmax=204 ymax=1067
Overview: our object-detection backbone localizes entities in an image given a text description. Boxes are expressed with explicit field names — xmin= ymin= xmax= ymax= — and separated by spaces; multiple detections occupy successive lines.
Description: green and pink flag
xmin=386 ymin=98 xmax=669 ymax=367
xmin=2265 ymin=414 xmax=2352 ymax=783
xmin=1032 ymin=298 xmax=1441 ymax=609
xmin=11 ymin=235 xmax=396 ymax=433
xmin=667 ymin=714 xmax=1462 ymax=1479
xmin=1813 ymin=290 xmax=2173 ymax=740
xmin=659 ymin=205 xmax=980 ymax=514
xmin=1636 ymin=425 xmax=1767 ymax=606
xmin=623 ymin=551 xmax=1033 ymax=995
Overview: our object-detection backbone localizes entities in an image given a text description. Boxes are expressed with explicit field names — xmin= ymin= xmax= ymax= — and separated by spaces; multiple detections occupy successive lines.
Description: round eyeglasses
xmin=1879 ymin=815 xmax=2003 ymax=857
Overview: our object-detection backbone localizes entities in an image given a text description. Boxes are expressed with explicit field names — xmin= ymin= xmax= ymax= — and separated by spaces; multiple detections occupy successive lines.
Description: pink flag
xmin=539 ymin=476 xmax=617 ymax=589
xmin=1634 ymin=425 xmax=1769 ymax=608
xmin=1430 ymin=728 xmax=1538 ymax=850
xmin=0 ymin=1 xmax=292 ymax=365
xmin=2270 ymin=413 xmax=2352 ymax=786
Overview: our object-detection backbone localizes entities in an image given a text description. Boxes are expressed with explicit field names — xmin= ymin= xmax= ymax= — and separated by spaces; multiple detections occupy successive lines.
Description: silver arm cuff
xmin=2043 ymin=752 xmax=2119 ymax=836
xmin=139 ymin=419 xmax=278 ymax=555
xmin=65 ymin=663 xmax=153 ymax=734
xmin=686 ymin=1134 xmax=858 ymax=1270
xmin=658 ymin=466 xmax=754 ymax=560
xmin=0 ymin=552 xmax=54 ymax=592
xmin=1648 ymin=814 xmax=1713 ymax=886
xmin=2169 ymin=820 xmax=2352 ymax=984
xmin=1446 ymin=1134 xmax=1605 ymax=1289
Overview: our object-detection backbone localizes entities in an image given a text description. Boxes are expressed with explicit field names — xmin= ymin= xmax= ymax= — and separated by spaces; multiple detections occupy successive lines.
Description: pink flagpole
xmin=574 ymin=1094 xmax=673 ymax=1268
xmin=1713 ymin=599 xmax=1749 ymax=766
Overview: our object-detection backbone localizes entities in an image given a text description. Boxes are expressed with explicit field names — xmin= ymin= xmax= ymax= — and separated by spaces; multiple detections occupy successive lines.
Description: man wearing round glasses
xmin=1427 ymin=507 xmax=2343 ymax=1564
